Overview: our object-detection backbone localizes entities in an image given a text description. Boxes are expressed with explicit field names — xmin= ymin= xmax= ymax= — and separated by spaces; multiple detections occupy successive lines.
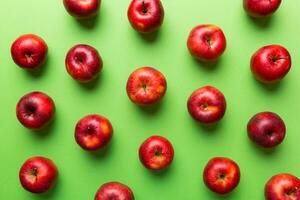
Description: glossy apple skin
xmin=126 ymin=67 xmax=167 ymax=106
xmin=65 ymin=44 xmax=102 ymax=83
xmin=251 ymin=45 xmax=291 ymax=83
xmin=63 ymin=0 xmax=100 ymax=19
xmin=16 ymin=92 xmax=55 ymax=130
xmin=139 ymin=135 xmax=174 ymax=171
xmin=128 ymin=0 xmax=164 ymax=33
xmin=75 ymin=114 xmax=113 ymax=151
xmin=247 ymin=112 xmax=286 ymax=148
xmin=203 ymin=157 xmax=240 ymax=194
xmin=187 ymin=25 xmax=226 ymax=61
xmin=187 ymin=86 xmax=226 ymax=124
xmin=11 ymin=34 xmax=48 ymax=69
xmin=19 ymin=156 xmax=58 ymax=193
xmin=265 ymin=174 xmax=300 ymax=200
xmin=243 ymin=0 xmax=282 ymax=18
xmin=95 ymin=182 xmax=134 ymax=200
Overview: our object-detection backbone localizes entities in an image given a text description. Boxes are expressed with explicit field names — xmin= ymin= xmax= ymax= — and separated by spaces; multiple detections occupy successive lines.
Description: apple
xmin=11 ymin=34 xmax=48 ymax=69
xmin=127 ymin=0 xmax=164 ymax=33
xmin=95 ymin=182 xmax=134 ymax=200
xmin=63 ymin=0 xmax=100 ymax=19
xmin=16 ymin=91 xmax=55 ymax=130
xmin=65 ymin=44 xmax=103 ymax=83
xmin=19 ymin=156 xmax=58 ymax=193
xmin=187 ymin=24 xmax=226 ymax=61
xmin=75 ymin=114 xmax=113 ymax=151
xmin=251 ymin=45 xmax=291 ymax=83
xmin=187 ymin=86 xmax=226 ymax=124
xmin=203 ymin=157 xmax=240 ymax=194
xmin=247 ymin=112 xmax=286 ymax=148
xmin=265 ymin=174 xmax=300 ymax=200
xmin=126 ymin=67 xmax=167 ymax=106
xmin=243 ymin=0 xmax=282 ymax=18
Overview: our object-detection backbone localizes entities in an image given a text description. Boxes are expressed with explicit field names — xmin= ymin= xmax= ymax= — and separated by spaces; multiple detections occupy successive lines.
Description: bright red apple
xmin=126 ymin=67 xmax=167 ymax=106
xmin=247 ymin=112 xmax=286 ymax=148
xmin=63 ymin=0 xmax=100 ymax=19
xmin=203 ymin=157 xmax=240 ymax=194
xmin=95 ymin=182 xmax=134 ymax=200
xmin=128 ymin=0 xmax=164 ymax=33
xmin=16 ymin=91 xmax=55 ymax=130
xmin=11 ymin=34 xmax=48 ymax=69
xmin=243 ymin=0 xmax=282 ymax=18
xmin=75 ymin=114 xmax=113 ymax=151
xmin=19 ymin=156 xmax=58 ymax=193
xmin=65 ymin=44 xmax=102 ymax=83
xmin=187 ymin=24 xmax=226 ymax=61
xmin=251 ymin=45 xmax=291 ymax=83
xmin=265 ymin=174 xmax=300 ymax=200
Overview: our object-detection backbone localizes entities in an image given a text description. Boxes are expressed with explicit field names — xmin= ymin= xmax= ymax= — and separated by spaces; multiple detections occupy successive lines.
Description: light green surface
xmin=1 ymin=0 xmax=300 ymax=199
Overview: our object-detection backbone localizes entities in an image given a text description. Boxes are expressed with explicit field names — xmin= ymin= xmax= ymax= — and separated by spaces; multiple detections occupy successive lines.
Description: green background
xmin=1 ymin=0 xmax=300 ymax=199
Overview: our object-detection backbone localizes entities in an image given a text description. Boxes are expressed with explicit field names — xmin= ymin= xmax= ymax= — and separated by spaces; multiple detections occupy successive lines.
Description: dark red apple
xmin=251 ymin=45 xmax=291 ymax=83
xmin=247 ymin=112 xmax=286 ymax=148
xmin=65 ymin=44 xmax=102 ymax=83
xmin=187 ymin=86 xmax=226 ymax=124
xmin=187 ymin=25 xmax=226 ymax=61
xmin=243 ymin=0 xmax=282 ymax=18
xmin=203 ymin=157 xmax=240 ymax=194
xmin=19 ymin=156 xmax=58 ymax=193
xmin=11 ymin=34 xmax=48 ymax=69
xmin=63 ymin=0 xmax=100 ymax=19
xmin=126 ymin=67 xmax=167 ymax=106
xmin=265 ymin=174 xmax=300 ymax=200
xmin=128 ymin=0 xmax=164 ymax=33
xmin=75 ymin=114 xmax=113 ymax=151
xmin=16 ymin=92 xmax=55 ymax=130
xmin=139 ymin=135 xmax=174 ymax=171
xmin=95 ymin=182 xmax=134 ymax=200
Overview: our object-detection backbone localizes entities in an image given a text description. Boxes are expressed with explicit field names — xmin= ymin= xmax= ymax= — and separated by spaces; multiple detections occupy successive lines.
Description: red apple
xmin=128 ymin=0 xmax=164 ymax=33
xmin=265 ymin=174 xmax=300 ymax=200
xmin=75 ymin=114 xmax=113 ymax=151
xmin=203 ymin=157 xmax=240 ymax=194
xmin=139 ymin=135 xmax=174 ymax=171
xmin=247 ymin=112 xmax=286 ymax=148
xmin=251 ymin=45 xmax=291 ymax=83
xmin=16 ymin=92 xmax=55 ymax=130
xmin=95 ymin=182 xmax=134 ymax=200
xmin=187 ymin=25 xmax=226 ymax=61
xmin=187 ymin=86 xmax=226 ymax=124
xmin=243 ymin=0 xmax=282 ymax=18
xmin=63 ymin=0 xmax=100 ymax=19
xmin=126 ymin=67 xmax=167 ymax=106
xmin=19 ymin=156 xmax=58 ymax=193
xmin=11 ymin=34 xmax=48 ymax=69
xmin=65 ymin=44 xmax=102 ymax=83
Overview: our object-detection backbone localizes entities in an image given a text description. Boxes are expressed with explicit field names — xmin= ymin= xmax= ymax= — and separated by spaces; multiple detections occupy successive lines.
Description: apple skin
xmin=11 ymin=34 xmax=48 ymax=69
xmin=187 ymin=25 xmax=226 ymax=61
xmin=247 ymin=112 xmax=286 ymax=148
xmin=19 ymin=156 xmax=58 ymax=193
xmin=251 ymin=45 xmax=291 ymax=83
xmin=243 ymin=0 xmax=282 ymax=18
xmin=16 ymin=92 xmax=55 ymax=130
xmin=139 ymin=135 xmax=174 ymax=171
xmin=128 ymin=0 xmax=164 ymax=33
xmin=126 ymin=67 xmax=167 ymax=106
xmin=95 ymin=182 xmax=134 ymax=200
xmin=65 ymin=44 xmax=102 ymax=83
xmin=265 ymin=174 xmax=300 ymax=200
xmin=63 ymin=0 xmax=100 ymax=19
xmin=187 ymin=86 xmax=226 ymax=124
xmin=203 ymin=157 xmax=240 ymax=195
xmin=75 ymin=114 xmax=113 ymax=151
